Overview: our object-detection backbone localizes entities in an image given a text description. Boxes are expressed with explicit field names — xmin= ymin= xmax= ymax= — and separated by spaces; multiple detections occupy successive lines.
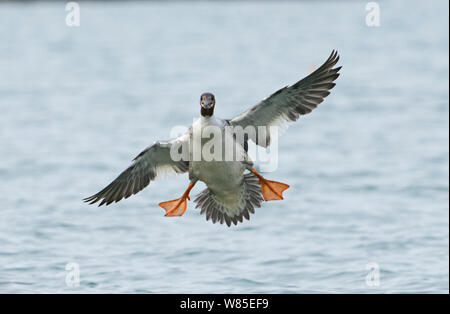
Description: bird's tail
xmin=194 ymin=172 xmax=264 ymax=227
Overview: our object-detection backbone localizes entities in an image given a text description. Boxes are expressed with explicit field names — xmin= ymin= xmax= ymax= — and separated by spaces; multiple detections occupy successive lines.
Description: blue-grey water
xmin=0 ymin=1 xmax=448 ymax=293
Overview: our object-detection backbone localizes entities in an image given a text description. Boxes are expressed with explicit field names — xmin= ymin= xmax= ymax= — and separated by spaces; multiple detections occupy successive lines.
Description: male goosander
xmin=84 ymin=51 xmax=341 ymax=226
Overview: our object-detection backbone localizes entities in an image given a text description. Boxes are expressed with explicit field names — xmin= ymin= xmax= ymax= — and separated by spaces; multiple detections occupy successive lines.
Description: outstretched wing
xmin=230 ymin=50 xmax=341 ymax=147
xmin=84 ymin=135 xmax=189 ymax=206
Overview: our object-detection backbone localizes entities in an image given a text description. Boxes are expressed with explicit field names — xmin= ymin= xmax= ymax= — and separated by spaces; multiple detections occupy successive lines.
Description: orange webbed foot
xmin=260 ymin=179 xmax=290 ymax=201
xmin=251 ymin=168 xmax=290 ymax=201
xmin=159 ymin=197 xmax=188 ymax=216
xmin=159 ymin=182 xmax=195 ymax=217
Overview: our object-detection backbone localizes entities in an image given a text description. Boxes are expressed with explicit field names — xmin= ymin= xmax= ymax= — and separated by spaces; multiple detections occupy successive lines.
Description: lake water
xmin=0 ymin=1 xmax=448 ymax=293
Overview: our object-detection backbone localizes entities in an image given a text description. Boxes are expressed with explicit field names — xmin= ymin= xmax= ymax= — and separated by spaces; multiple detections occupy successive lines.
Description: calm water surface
xmin=0 ymin=1 xmax=448 ymax=293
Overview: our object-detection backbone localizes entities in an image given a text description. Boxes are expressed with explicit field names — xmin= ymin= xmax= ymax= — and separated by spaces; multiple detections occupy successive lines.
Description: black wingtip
xmin=328 ymin=50 xmax=340 ymax=63
xmin=83 ymin=194 xmax=101 ymax=205
xmin=82 ymin=196 xmax=92 ymax=203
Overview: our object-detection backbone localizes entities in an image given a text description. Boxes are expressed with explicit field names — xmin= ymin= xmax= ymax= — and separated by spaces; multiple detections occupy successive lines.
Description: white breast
xmin=190 ymin=116 xmax=247 ymax=197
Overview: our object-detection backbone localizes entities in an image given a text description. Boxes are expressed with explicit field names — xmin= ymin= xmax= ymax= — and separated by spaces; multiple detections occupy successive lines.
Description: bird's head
xmin=200 ymin=92 xmax=215 ymax=117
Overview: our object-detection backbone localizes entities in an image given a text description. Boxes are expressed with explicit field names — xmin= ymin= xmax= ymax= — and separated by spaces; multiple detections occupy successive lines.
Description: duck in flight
xmin=84 ymin=50 xmax=341 ymax=227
